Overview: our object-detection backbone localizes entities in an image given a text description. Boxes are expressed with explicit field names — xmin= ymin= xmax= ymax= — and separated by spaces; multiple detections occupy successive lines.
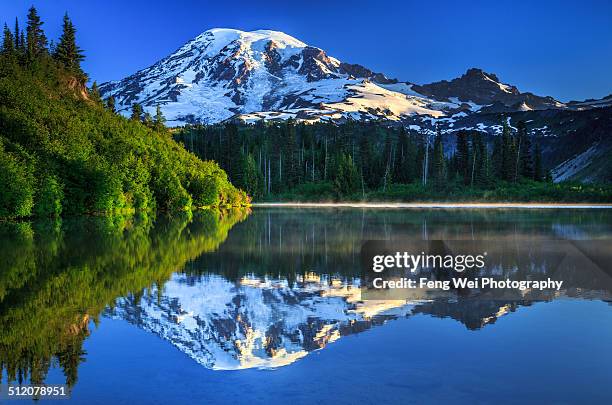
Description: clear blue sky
xmin=2 ymin=0 xmax=611 ymax=101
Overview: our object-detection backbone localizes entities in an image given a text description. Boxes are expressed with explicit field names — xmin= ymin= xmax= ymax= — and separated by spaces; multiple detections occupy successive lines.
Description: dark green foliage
xmin=334 ymin=154 xmax=360 ymax=196
xmin=516 ymin=121 xmax=534 ymax=179
xmin=53 ymin=13 xmax=84 ymax=77
xmin=154 ymin=104 xmax=165 ymax=131
xmin=26 ymin=6 xmax=47 ymax=60
xmin=90 ymin=81 xmax=101 ymax=103
xmin=236 ymin=154 xmax=263 ymax=198
xmin=455 ymin=130 xmax=470 ymax=184
xmin=431 ymin=130 xmax=446 ymax=188
xmin=2 ymin=24 xmax=14 ymax=56
xmin=130 ymin=103 xmax=143 ymax=121
xmin=105 ymin=95 xmax=116 ymax=113
xmin=174 ymin=112 xmax=607 ymax=203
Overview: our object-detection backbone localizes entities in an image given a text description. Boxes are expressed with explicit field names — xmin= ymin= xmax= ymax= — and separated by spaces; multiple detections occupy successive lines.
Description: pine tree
xmin=154 ymin=105 xmax=166 ymax=131
xmin=90 ymin=81 xmax=101 ymax=103
xmin=334 ymin=154 xmax=360 ymax=195
xmin=105 ymin=96 xmax=116 ymax=113
xmin=358 ymin=134 xmax=375 ymax=188
xmin=380 ymin=134 xmax=393 ymax=189
xmin=237 ymin=154 xmax=263 ymax=198
xmin=516 ymin=121 xmax=534 ymax=179
xmin=14 ymin=18 xmax=20 ymax=50
xmin=431 ymin=129 xmax=446 ymax=188
xmin=26 ymin=6 xmax=48 ymax=60
xmin=54 ymin=13 xmax=84 ymax=75
xmin=283 ymin=120 xmax=299 ymax=187
xmin=500 ymin=118 xmax=516 ymax=181
xmin=130 ymin=103 xmax=143 ymax=121
xmin=455 ymin=130 xmax=470 ymax=184
xmin=2 ymin=24 xmax=15 ymax=56
xmin=471 ymin=132 xmax=489 ymax=187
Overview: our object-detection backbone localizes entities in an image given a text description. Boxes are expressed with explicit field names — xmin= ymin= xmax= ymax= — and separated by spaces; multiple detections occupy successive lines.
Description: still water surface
xmin=1 ymin=208 xmax=611 ymax=404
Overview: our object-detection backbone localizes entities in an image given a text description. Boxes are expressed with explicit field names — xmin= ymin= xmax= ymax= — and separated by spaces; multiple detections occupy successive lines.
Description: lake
xmin=1 ymin=207 xmax=611 ymax=404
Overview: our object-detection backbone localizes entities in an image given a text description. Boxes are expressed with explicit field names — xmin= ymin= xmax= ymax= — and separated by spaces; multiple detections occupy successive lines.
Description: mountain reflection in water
xmin=1 ymin=208 xmax=611 ymax=386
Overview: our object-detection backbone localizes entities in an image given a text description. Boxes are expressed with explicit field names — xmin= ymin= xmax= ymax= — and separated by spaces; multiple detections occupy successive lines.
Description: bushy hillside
xmin=0 ymin=17 xmax=248 ymax=220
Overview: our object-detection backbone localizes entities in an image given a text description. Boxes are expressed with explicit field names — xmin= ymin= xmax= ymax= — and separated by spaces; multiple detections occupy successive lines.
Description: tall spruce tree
xmin=455 ymin=130 xmax=470 ymax=184
xmin=90 ymin=81 xmax=101 ymax=103
xmin=431 ymin=128 xmax=446 ymax=188
xmin=54 ymin=13 xmax=84 ymax=75
xmin=516 ymin=121 xmax=534 ymax=179
xmin=130 ymin=103 xmax=143 ymax=121
xmin=105 ymin=96 xmax=116 ymax=113
xmin=334 ymin=154 xmax=360 ymax=195
xmin=1 ymin=24 xmax=14 ymax=56
xmin=13 ymin=18 xmax=20 ymax=50
xmin=26 ymin=6 xmax=47 ymax=60
xmin=471 ymin=132 xmax=489 ymax=187
xmin=154 ymin=105 xmax=166 ymax=131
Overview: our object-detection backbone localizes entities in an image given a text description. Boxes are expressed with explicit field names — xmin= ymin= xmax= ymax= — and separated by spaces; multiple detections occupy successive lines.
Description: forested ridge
xmin=176 ymin=120 xmax=612 ymax=202
xmin=0 ymin=7 xmax=248 ymax=220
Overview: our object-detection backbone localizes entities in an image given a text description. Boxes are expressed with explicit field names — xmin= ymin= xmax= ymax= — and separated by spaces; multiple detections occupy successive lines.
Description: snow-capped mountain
xmin=99 ymin=28 xmax=455 ymax=125
xmin=98 ymin=28 xmax=611 ymax=182
xmin=99 ymin=28 xmax=574 ymax=126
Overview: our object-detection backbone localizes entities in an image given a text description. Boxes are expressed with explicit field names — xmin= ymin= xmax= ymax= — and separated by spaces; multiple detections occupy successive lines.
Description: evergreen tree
xmin=54 ymin=13 xmax=84 ymax=75
xmin=105 ymin=96 xmax=116 ymax=113
xmin=13 ymin=18 xmax=20 ymax=51
xmin=130 ymin=103 xmax=143 ymax=121
xmin=90 ymin=81 xmax=101 ymax=103
xmin=380 ymin=134 xmax=393 ymax=189
xmin=26 ymin=6 xmax=48 ymax=60
xmin=334 ymin=154 xmax=360 ymax=195
xmin=2 ymin=24 xmax=15 ymax=56
xmin=517 ymin=121 xmax=534 ymax=179
xmin=471 ymin=132 xmax=489 ymax=187
xmin=455 ymin=130 xmax=470 ymax=184
xmin=358 ymin=134 xmax=376 ymax=188
xmin=500 ymin=118 xmax=516 ymax=181
xmin=236 ymin=154 xmax=263 ymax=198
xmin=154 ymin=105 xmax=166 ymax=131
xmin=491 ymin=136 xmax=502 ymax=178
xmin=431 ymin=129 xmax=446 ymax=188
xmin=283 ymin=120 xmax=300 ymax=187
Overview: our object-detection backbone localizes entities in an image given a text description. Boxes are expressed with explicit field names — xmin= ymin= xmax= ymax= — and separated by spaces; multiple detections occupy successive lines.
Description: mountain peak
xmin=463 ymin=67 xmax=500 ymax=83
xmin=99 ymin=31 xmax=566 ymax=126
xmin=193 ymin=28 xmax=308 ymax=50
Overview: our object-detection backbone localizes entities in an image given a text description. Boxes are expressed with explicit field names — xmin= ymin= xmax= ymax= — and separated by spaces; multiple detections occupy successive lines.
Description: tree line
xmin=175 ymin=118 xmax=548 ymax=199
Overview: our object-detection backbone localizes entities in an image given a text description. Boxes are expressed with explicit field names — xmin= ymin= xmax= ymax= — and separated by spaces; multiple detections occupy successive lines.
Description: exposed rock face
xmin=412 ymin=68 xmax=564 ymax=111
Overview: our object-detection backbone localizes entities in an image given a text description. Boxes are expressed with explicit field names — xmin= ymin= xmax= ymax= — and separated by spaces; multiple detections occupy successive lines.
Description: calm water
xmin=1 ymin=208 xmax=611 ymax=404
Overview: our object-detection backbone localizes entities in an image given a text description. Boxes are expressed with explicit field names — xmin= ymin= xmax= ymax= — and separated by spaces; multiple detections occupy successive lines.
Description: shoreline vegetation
xmin=176 ymin=120 xmax=611 ymax=205
xmin=253 ymin=181 xmax=612 ymax=204
xmin=252 ymin=202 xmax=612 ymax=209
xmin=0 ymin=7 xmax=249 ymax=221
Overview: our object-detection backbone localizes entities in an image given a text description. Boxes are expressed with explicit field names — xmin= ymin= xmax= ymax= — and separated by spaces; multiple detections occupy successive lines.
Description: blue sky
xmin=2 ymin=0 xmax=611 ymax=101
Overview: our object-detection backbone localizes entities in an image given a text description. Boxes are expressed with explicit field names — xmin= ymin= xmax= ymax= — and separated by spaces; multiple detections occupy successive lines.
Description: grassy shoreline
xmin=254 ymin=181 xmax=612 ymax=204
